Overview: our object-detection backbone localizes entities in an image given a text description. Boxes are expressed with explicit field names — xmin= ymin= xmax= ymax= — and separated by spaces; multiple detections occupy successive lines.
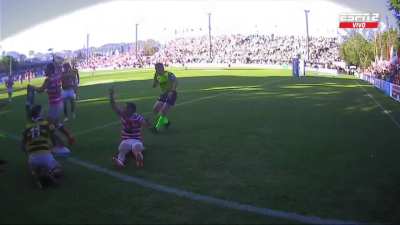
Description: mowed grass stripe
xmin=73 ymin=76 xmax=290 ymax=137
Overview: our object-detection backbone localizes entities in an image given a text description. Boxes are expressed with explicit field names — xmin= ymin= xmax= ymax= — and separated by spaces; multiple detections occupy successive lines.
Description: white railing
xmin=358 ymin=73 xmax=400 ymax=103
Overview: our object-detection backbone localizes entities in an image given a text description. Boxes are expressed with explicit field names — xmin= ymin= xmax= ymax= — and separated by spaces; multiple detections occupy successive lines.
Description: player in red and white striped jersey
xmin=109 ymin=87 xmax=151 ymax=168
xmin=35 ymin=63 xmax=63 ymax=122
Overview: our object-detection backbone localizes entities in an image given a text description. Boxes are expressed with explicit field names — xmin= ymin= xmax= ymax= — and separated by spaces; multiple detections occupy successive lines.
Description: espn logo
xmin=339 ymin=13 xmax=380 ymax=29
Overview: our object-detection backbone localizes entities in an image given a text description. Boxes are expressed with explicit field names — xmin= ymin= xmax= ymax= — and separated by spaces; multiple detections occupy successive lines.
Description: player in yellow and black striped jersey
xmin=21 ymin=105 xmax=75 ymax=188
xmin=23 ymin=119 xmax=53 ymax=154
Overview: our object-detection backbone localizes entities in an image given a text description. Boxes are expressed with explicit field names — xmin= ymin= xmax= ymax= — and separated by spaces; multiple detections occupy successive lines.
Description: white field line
xmin=73 ymin=91 xmax=230 ymax=137
xmin=0 ymin=130 xmax=364 ymax=225
xmin=356 ymin=81 xmax=400 ymax=129
xmin=74 ymin=77 xmax=290 ymax=137
xmin=67 ymin=157 xmax=364 ymax=225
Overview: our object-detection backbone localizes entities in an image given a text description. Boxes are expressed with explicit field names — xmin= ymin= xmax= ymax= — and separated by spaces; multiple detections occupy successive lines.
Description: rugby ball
xmin=52 ymin=146 xmax=71 ymax=158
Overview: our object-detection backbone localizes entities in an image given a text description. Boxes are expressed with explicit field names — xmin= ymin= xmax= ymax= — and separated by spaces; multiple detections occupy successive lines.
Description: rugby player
xmin=5 ymin=75 xmax=14 ymax=102
xmin=35 ymin=63 xmax=63 ymax=122
xmin=152 ymin=63 xmax=178 ymax=133
xmin=71 ymin=62 xmax=80 ymax=100
xmin=26 ymin=85 xmax=36 ymax=119
xmin=109 ymin=87 xmax=150 ymax=168
xmin=61 ymin=63 xmax=79 ymax=121
xmin=21 ymin=105 xmax=75 ymax=188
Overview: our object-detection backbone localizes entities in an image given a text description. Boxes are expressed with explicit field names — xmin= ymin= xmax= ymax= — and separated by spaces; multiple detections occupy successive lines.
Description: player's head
xmin=155 ymin=63 xmax=165 ymax=74
xmin=45 ymin=63 xmax=55 ymax=77
xmin=125 ymin=103 xmax=136 ymax=116
xmin=63 ymin=63 xmax=71 ymax=72
xmin=30 ymin=105 xmax=42 ymax=119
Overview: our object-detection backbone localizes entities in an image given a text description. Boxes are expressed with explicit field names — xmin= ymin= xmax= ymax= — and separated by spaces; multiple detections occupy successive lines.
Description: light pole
xmin=304 ymin=10 xmax=310 ymax=62
xmin=208 ymin=12 xmax=212 ymax=62
xmin=86 ymin=34 xmax=90 ymax=65
xmin=9 ymin=56 xmax=12 ymax=76
xmin=135 ymin=23 xmax=139 ymax=60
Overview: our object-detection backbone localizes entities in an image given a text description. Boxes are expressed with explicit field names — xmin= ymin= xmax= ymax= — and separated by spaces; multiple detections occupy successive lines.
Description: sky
xmin=0 ymin=0 xmax=396 ymax=55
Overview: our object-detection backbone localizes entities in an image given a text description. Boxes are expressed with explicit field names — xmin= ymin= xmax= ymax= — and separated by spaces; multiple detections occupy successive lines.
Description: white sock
xmin=117 ymin=152 xmax=126 ymax=163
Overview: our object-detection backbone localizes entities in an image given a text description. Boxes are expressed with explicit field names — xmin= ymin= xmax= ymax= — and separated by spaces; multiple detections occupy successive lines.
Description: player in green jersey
xmin=152 ymin=63 xmax=178 ymax=133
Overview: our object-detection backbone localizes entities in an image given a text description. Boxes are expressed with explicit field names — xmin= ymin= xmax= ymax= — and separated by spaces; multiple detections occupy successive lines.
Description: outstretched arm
xmin=141 ymin=118 xmax=151 ymax=128
xmin=35 ymin=78 xmax=48 ymax=93
xmin=168 ymin=73 xmax=178 ymax=94
xmin=152 ymin=74 xmax=158 ymax=88
xmin=109 ymin=87 xmax=123 ymax=116
xmin=170 ymin=79 xmax=178 ymax=91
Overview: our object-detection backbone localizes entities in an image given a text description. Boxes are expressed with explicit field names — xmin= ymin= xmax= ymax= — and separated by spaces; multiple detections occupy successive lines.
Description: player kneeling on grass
xmin=152 ymin=63 xmax=178 ymax=133
xmin=21 ymin=105 xmax=75 ymax=189
xmin=109 ymin=87 xmax=150 ymax=168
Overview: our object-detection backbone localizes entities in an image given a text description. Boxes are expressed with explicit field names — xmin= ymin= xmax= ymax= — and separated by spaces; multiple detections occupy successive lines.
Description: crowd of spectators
xmin=77 ymin=52 xmax=148 ymax=70
xmin=77 ymin=34 xmax=342 ymax=70
xmin=153 ymin=34 xmax=341 ymax=69
xmin=364 ymin=60 xmax=400 ymax=85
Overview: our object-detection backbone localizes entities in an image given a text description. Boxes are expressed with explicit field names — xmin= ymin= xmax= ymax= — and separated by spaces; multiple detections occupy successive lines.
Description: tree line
xmin=340 ymin=29 xmax=399 ymax=69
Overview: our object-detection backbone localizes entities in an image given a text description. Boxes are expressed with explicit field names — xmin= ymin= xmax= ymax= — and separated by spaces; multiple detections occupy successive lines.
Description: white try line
xmin=74 ymin=77 xmax=290 ymax=137
xmin=67 ymin=157 xmax=364 ymax=225
xmin=0 ymin=130 xmax=365 ymax=225
xmin=73 ymin=91 xmax=230 ymax=137
xmin=356 ymin=80 xmax=400 ymax=129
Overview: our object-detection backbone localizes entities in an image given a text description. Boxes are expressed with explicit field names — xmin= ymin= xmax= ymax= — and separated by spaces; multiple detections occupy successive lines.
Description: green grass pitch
xmin=1 ymin=68 xmax=400 ymax=224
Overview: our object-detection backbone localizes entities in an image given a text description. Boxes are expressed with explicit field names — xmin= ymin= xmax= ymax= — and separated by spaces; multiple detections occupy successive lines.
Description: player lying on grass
xmin=21 ymin=105 xmax=75 ymax=189
xmin=152 ymin=63 xmax=178 ymax=133
xmin=109 ymin=87 xmax=150 ymax=168
xmin=62 ymin=62 xmax=80 ymax=122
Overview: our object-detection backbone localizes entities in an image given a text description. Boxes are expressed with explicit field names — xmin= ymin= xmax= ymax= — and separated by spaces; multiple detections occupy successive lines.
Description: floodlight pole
xmin=304 ymin=10 xmax=310 ymax=62
xmin=208 ymin=12 xmax=212 ymax=62
xmin=9 ymin=56 xmax=12 ymax=76
xmin=86 ymin=33 xmax=90 ymax=65
xmin=135 ymin=23 xmax=139 ymax=60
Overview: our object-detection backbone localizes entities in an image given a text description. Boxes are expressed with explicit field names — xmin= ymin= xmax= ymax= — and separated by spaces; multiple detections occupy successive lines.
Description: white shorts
xmin=28 ymin=152 xmax=60 ymax=172
xmin=118 ymin=139 xmax=144 ymax=154
xmin=48 ymin=102 xmax=63 ymax=121
xmin=62 ymin=89 xmax=76 ymax=100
